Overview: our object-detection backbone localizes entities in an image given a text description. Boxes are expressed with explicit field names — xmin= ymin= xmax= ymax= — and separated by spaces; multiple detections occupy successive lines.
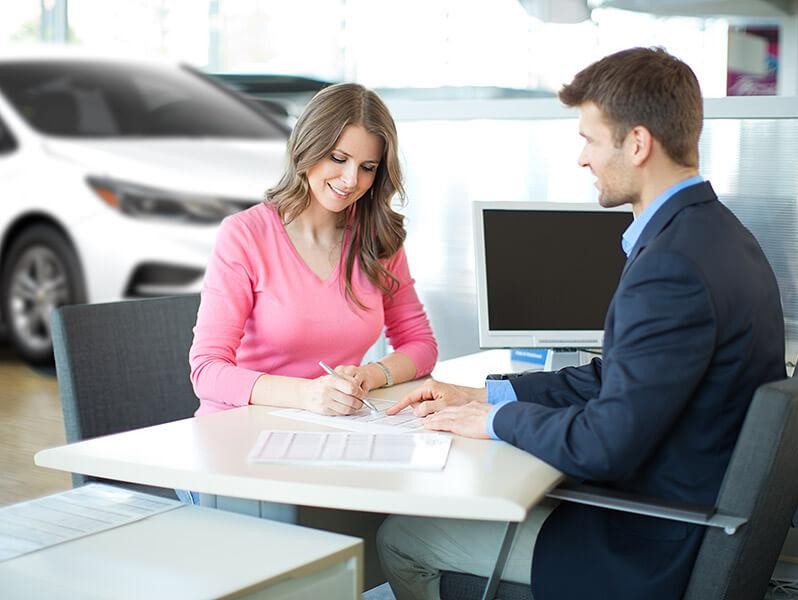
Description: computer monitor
xmin=473 ymin=201 xmax=633 ymax=350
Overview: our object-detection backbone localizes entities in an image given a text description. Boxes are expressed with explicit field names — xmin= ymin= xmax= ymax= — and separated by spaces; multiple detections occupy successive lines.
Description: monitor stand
xmin=550 ymin=349 xmax=582 ymax=371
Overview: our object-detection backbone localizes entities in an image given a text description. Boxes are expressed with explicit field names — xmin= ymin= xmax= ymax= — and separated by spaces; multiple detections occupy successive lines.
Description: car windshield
xmin=0 ymin=60 xmax=286 ymax=139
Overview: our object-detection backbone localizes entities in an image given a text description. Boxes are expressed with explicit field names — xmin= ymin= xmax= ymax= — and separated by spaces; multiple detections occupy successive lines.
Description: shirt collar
xmin=621 ymin=175 xmax=704 ymax=256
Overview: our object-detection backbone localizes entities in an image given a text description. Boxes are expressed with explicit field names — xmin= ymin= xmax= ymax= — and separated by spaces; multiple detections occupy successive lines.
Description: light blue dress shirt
xmin=484 ymin=175 xmax=704 ymax=439
xmin=620 ymin=175 xmax=704 ymax=256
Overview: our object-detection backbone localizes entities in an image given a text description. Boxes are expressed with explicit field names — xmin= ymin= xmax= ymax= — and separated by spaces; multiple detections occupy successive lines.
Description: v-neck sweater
xmin=189 ymin=203 xmax=438 ymax=415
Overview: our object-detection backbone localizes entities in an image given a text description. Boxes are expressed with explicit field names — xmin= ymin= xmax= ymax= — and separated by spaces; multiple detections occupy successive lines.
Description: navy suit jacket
xmin=492 ymin=182 xmax=785 ymax=600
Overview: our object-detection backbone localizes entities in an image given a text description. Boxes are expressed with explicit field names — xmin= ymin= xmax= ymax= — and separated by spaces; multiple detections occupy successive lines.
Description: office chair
xmin=440 ymin=373 xmax=798 ymax=600
xmin=51 ymin=294 xmax=201 ymax=498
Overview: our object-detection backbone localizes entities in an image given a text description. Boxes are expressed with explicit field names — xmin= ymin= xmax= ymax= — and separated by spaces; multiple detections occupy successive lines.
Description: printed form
xmin=0 ymin=484 xmax=180 ymax=562
xmin=273 ymin=398 xmax=424 ymax=434
xmin=249 ymin=430 xmax=452 ymax=470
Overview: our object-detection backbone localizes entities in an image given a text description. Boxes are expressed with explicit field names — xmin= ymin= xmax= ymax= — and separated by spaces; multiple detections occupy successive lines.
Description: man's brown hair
xmin=559 ymin=47 xmax=703 ymax=168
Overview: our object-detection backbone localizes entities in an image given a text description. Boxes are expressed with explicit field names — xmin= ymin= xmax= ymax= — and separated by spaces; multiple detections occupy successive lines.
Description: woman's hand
xmin=300 ymin=370 xmax=367 ymax=415
xmin=336 ymin=364 xmax=381 ymax=392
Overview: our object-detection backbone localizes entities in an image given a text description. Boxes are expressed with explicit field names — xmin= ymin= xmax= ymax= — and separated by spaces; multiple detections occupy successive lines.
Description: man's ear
xmin=627 ymin=125 xmax=653 ymax=166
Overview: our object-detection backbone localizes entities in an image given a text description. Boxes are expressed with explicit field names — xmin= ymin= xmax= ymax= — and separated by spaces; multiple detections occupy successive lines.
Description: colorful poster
xmin=727 ymin=26 xmax=779 ymax=96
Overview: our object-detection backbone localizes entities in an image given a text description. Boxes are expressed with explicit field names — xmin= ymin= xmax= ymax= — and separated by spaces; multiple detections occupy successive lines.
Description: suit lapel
xmin=620 ymin=181 xmax=717 ymax=279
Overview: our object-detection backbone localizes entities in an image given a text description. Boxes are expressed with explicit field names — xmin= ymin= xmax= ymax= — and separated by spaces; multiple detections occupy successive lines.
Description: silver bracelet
xmin=371 ymin=361 xmax=393 ymax=388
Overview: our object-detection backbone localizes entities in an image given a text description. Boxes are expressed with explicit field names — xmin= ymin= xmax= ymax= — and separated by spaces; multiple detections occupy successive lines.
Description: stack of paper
xmin=0 ymin=484 xmax=180 ymax=562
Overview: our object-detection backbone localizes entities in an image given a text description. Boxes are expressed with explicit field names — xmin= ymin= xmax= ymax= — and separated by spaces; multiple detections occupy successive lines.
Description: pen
xmin=318 ymin=361 xmax=380 ymax=414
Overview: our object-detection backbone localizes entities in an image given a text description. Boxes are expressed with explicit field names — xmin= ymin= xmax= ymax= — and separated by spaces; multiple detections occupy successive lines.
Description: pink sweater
xmin=189 ymin=203 xmax=437 ymax=415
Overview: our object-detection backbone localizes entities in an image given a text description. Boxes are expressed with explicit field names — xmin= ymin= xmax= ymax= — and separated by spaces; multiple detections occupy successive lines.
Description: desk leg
xmin=481 ymin=521 xmax=519 ymax=600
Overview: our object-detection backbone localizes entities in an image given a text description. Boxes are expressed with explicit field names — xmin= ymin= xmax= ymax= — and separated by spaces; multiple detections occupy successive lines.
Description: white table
xmin=35 ymin=400 xmax=559 ymax=520
xmin=0 ymin=489 xmax=362 ymax=600
xmin=35 ymin=350 xmax=563 ymax=595
xmin=36 ymin=350 xmax=559 ymax=520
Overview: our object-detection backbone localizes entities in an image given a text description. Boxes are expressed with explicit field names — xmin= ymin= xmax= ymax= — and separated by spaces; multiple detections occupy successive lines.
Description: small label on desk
xmin=510 ymin=348 xmax=550 ymax=365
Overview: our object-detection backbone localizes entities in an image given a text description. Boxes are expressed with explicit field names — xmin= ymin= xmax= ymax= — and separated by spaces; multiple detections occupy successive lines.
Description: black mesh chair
xmin=440 ymin=372 xmax=798 ymax=600
xmin=51 ymin=295 xmax=201 ymax=498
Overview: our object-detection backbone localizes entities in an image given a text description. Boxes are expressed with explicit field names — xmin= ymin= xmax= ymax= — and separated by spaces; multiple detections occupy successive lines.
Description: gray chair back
xmin=51 ymin=294 xmax=201 ymax=492
xmin=683 ymin=375 xmax=798 ymax=600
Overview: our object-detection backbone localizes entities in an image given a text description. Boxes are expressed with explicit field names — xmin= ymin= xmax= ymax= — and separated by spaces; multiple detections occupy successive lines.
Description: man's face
xmin=577 ymin=102 xmax=639 ymax=210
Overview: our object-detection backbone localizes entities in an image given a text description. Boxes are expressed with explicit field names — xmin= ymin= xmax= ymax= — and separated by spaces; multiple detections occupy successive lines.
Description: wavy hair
xmin=265 ymin=83 xmax=406 ymax=309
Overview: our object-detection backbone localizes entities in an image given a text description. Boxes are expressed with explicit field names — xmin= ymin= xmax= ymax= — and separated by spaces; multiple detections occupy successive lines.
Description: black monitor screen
xmin=483 ymin=208 xmax=632 ymax=331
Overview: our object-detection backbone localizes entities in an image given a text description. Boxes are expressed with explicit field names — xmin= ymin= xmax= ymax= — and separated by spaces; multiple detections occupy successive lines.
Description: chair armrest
xmin=546 ymin=481 xmax=747 ymax=535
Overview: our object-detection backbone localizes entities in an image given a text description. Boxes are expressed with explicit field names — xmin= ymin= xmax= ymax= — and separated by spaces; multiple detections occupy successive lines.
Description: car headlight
xmin=86 ymin=176 xmax=258 ymax=223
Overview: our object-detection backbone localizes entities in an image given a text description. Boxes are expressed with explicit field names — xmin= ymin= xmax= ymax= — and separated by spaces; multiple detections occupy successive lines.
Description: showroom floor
xmin=0 ymin=346 xmax=70 ymax=506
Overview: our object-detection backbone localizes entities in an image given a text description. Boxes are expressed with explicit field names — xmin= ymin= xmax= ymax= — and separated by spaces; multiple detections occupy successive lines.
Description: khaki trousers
xmin=376 ymin=498 xmax=558 ymax=600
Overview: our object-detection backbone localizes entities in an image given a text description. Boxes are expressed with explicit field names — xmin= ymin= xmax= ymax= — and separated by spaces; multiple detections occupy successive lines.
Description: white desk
xmin=431 ymin=348 xmax=543 ymax=387
xmin=0 ymin=489 xmax=362 ymax=599
xmin=34 ymin=350 xmax=563 ymax=594
xmin=35 ymin=350 xmax=560 ymax=521
xmin=35 ymin=403 xmax=560 ymax=521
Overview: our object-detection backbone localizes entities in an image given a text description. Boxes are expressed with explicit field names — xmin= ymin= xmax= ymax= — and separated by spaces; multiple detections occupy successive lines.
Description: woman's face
xmin=306 ymin=124 xmax=383 ymax=214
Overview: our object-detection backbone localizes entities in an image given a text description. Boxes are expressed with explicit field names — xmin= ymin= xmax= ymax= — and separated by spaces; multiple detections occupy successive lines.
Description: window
xmin=0 ymin=116 xmax=17 ymax=153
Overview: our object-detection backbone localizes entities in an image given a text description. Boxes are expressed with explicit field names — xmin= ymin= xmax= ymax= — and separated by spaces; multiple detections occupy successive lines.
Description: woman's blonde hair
xmin=266 ymin=83 xmax=406 ymax=309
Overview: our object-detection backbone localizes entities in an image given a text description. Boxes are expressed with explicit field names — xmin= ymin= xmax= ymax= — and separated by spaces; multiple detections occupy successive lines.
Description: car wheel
xmin=1 ymin=224 xmax=86 ymax=365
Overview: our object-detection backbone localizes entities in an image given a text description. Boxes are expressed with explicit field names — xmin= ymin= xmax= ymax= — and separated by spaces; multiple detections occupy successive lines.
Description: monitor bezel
xmin=473 ymin=200 xmax=633 ymax=349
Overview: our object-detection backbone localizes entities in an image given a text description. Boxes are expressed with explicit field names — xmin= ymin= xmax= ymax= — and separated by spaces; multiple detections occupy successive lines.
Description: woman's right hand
xmin=300 ymin=373 xmax=366 ymax=415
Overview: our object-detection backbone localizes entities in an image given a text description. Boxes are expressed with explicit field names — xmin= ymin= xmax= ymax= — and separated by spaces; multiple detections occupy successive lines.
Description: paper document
xmin=0 ymin=484 xmax=180 ymax=562
xmin=249 ymin=430 xmax=452 ymax=470
xmin=274 ymin=398 xmax=424 ymax=434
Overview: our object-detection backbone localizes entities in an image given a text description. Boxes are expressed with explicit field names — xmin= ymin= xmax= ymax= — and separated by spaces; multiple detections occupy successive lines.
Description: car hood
xmin=42 ymin=138 xmax=286 ymax=200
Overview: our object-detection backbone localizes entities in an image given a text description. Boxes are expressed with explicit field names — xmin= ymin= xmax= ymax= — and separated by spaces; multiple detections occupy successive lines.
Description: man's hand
xmin=386 ymin=379 xmax=487 ymax=416
xmin=423 ymin=401 xmax=493 ymax=439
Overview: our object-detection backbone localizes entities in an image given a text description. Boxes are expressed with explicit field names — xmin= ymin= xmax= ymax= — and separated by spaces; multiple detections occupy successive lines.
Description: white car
xmin=0 ymin=51 xmax=287 ymax=363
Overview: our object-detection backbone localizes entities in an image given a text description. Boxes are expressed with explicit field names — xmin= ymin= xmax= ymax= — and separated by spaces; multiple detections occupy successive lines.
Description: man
xmin=377 ymin=47 xmax=786 ymax=600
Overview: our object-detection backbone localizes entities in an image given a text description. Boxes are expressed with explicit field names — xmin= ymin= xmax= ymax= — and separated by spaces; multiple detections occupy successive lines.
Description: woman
xmin=189 ymin=83 xmax=437 ymax=417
